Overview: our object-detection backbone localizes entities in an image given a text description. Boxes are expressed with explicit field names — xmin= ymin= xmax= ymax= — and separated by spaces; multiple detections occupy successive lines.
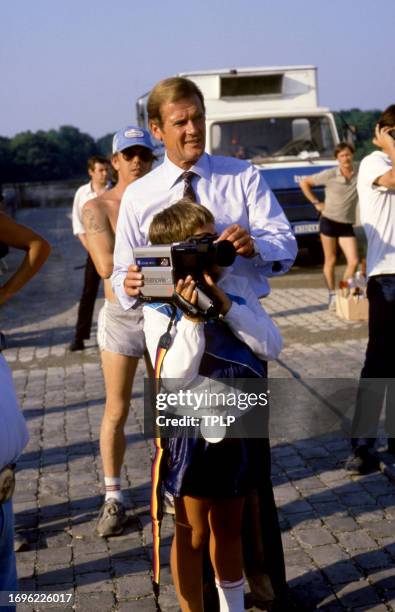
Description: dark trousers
xmin=74 ymin=254 xmax=100 ymax=341
xmin=352 ymin=275 xmax=395 ymax=450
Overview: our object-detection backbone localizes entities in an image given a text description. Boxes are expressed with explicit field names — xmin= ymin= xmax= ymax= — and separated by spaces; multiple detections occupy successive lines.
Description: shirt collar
xmin=335 ymin=165 xmax=355 ymax=180
xmin=163 ymin=152 xmax=212 ymax=189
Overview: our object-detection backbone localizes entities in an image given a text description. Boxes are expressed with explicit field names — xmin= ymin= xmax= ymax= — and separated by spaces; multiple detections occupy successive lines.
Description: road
xmin=2 ymin=208 xmax=395 ymax=611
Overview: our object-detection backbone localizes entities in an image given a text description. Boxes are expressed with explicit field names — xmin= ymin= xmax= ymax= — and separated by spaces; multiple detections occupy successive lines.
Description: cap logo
xmin=124 ymin=128 xmax=144 ymax=139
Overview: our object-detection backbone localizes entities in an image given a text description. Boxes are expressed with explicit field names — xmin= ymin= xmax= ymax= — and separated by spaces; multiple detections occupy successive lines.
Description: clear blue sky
xmin=1 ymin=0 xmax=393 ymax=139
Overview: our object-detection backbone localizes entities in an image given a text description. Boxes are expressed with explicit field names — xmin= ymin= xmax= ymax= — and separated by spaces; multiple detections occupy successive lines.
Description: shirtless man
xmin=82 ymin=126 xmax=154 ymax=536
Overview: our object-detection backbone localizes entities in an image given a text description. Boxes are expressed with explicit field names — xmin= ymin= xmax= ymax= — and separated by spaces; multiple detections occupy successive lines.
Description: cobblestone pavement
xmin=2 ymin=208 xmax=395 ymax=611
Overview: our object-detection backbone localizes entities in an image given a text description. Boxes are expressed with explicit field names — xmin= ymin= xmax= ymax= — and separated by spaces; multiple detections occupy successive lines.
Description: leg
xmin=338 ymin=236 xmax=359 ymax=281
xmin=320 ymin=233 xmax=337 ymax=291
xmin=208 ymin=497 xmax=244 ymax=582
xmin=349 ymin=276 xmax=395 ymax=470
xmin=100 ymin=350 xmax=139 ymax=478
xmin=96 ymin=350 xmax=138 ymax=536
xmin=74 ymin=254 xmax=100 ymax=343
xmin=0 ymin=500 xmax=17 ymax=611
xmin=171 ymin=496 xmax=210 ymax=612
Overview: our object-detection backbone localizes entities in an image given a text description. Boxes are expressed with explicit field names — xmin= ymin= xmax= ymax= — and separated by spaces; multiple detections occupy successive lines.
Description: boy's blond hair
xmin=149 ymin=199 xmax=214 ymax=244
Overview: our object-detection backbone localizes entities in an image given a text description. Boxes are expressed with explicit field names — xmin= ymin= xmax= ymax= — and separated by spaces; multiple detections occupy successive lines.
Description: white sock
xmin=104 ymin=476 xmax=123 ymax=503
xmin=215 ymin=577 xmax=244 ymax=612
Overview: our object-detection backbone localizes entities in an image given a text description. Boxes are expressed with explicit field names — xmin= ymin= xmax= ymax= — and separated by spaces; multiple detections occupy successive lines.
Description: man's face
xmin=89 ymin=162 xmax=109 ymax=187
xmin=150 ymin=95 xmax=206 ymax=170
xmin=336 ymin=148 xmax=354 ymax=167
xmin=112 ymin=146 xmax=153 ymax=185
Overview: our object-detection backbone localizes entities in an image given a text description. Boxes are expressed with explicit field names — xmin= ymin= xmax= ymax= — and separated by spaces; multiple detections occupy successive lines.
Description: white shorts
xmin=97 ymin=299 xmax=145 ymax=358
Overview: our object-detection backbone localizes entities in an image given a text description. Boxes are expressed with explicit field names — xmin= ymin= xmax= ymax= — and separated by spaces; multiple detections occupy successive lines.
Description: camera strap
xmin=151 ymin=304 xmax=177 ymax=610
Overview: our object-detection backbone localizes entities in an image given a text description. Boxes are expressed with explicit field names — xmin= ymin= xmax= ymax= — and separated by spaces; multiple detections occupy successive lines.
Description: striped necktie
xmin=182 ymin=171 xmax=196 ymax=200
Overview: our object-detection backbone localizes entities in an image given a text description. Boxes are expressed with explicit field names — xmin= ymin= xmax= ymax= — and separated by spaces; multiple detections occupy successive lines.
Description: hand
xmin=123 ymin=264 xmax=144 ymax=297
xmin=314 ymin=202 xmax=325 ymax=212
xmin=217 ymin=224 xmax=254 ymax=257
xmin=176 ymin=276 xmax=202 ymax=322
xmin=203 ymin=272 xmax=231 ymax=315
xmin=373 ymin=125 xmax=395 ymax=151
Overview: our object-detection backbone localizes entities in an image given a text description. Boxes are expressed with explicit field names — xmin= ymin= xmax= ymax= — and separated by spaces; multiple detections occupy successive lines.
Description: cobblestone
xmin=2 ymin=208 xmax=395 ymax=610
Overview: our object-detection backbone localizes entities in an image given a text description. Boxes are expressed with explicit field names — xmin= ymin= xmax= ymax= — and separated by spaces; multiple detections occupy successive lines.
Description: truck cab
xmin=136 ymin=66 xmax=340 ymax=257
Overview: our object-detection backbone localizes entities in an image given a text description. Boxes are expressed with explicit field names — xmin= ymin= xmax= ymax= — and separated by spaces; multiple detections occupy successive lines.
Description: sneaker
xmin=328 ymin=292 xmax=337 ymax=311
xmin=96 ymin=499 xmax=127 ymax=537
xmin=69 ymin=339 xmax=85 ymax=352
xmin=345 ymin=448 xmax=380 ymax=475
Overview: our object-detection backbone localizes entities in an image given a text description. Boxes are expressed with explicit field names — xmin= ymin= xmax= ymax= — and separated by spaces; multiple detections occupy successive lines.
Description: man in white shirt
xmin=347 ymin=105 xmax=395 ymax=474
xmin=70 ymin=155 xmax=110 ymax=351
xmin=111 ymin=76 xmax=296 ymax=608
xmin=112 ymin=76 xmax=297 ymax=306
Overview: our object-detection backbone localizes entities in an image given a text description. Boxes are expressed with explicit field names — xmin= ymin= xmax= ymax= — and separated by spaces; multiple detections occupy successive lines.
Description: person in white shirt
xmin=111 ymin=76 xmax=297 ymax=307
xmin=110 ymin=75 xmax=294 ymax=610
xmin=346 ymin=105 xmax=395 ymax=474
xmin=0 ymin=213 xmax=50 ymax=604
xmin=144 ymin=200 xmax=284 ymax=612
xmin=70 ymin=155 xmax=110 ymax=351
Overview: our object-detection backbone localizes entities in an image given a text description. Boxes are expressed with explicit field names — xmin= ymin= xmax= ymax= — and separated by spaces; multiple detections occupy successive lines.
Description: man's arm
xmin=0 ymin=213 xmax=51 ymax=305
xmin=373 ymin=126 xmax=395 ymax=189
xmin=299 ymin=176 xmax=325 ymax=212
xmin=82 ymin=200 xmax=114 ymax=279
xmin=239 ymin=167 xmax=297 ymax=276
xmin=112 ymin=189 xmax=146 ymax=308
xmin=77 ymin=233 xmax=89 ymax=250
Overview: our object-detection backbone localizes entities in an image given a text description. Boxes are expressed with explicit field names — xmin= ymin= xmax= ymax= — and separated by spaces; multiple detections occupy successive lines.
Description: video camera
xmin=133 ymin=234 xmax=236 ymax=319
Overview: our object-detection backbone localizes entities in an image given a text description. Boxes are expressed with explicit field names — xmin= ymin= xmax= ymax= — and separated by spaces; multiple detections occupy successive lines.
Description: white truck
xmin=136 ymin=65 xmax=348 ymax=258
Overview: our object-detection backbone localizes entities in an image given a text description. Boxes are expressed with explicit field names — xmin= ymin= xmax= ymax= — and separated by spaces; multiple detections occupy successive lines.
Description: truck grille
xmin=273 ymin=188 xmax=323 ymax=222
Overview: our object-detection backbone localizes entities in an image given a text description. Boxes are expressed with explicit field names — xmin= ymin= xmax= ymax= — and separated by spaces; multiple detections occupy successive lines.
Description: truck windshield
xmin=211 ymin=116 xmax=335 ymax=161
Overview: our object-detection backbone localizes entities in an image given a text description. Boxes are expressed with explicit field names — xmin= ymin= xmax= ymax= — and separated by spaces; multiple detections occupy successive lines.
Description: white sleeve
xmin=143 ymin=306 xmax=206 ymax=382
xmin=222 ymin=279 xmax=283 ymax=361
xmin=245 ymin=166 xmax=297 ymax=276
xmin=359 ymin=154 xmax=391 ymax=192
xmin=112 ymin=187 xmax=146 ymax=310
xmin=72 ymin=188 xmax=85 ymax=236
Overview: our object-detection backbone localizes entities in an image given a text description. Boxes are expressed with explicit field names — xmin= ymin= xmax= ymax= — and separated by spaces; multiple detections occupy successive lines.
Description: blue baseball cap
xmin=112 ymin=126 xmax=154 ymax=154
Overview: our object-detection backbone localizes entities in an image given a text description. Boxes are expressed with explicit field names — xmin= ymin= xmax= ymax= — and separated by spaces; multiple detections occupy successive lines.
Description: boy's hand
xmin=217 ymin=224 xmax=254 ymax=257
xmin=203 ymin=272 xmax=231 ymax=316
xmin=124 ymin=264 xmax=144 ymax=297
xmin=176 ymin=276 xmax=203 ymax=322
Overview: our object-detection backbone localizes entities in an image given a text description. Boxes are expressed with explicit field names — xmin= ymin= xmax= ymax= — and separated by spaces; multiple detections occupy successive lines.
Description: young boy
xmin=143 ymin=200 xmax=283 ymax=612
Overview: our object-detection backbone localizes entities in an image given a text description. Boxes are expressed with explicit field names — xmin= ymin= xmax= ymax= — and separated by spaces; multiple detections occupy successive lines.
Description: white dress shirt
xmin=72 ymin=182 xmax=100 ymax=236
xmin=112 ymin=153 xmax=297 ymax=309
xmin=143 ymin=273 xmax=283 ymax=384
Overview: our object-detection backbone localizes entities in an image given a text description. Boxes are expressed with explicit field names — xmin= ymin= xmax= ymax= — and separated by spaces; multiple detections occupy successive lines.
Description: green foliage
xmin=1 ymin=126 xmax=99 ymax=183
xmin=96 ymin=133 xmax=113 ymax=157
xmin=334 ymin=109 xmax=381 ymax=160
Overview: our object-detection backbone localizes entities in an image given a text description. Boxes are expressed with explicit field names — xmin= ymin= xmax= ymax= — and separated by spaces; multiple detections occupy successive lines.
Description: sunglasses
xmin=121 ymin=146 xmax=154 ymax=162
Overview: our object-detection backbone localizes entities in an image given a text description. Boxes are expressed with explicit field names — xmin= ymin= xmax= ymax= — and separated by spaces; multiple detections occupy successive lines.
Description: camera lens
xmin=214 ymin=240 xmax=236 ymax=267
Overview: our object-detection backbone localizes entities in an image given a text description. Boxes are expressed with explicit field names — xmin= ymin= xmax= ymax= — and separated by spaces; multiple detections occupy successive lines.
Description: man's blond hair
xmin=147 ymin=77 xmax=205 ymax=126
